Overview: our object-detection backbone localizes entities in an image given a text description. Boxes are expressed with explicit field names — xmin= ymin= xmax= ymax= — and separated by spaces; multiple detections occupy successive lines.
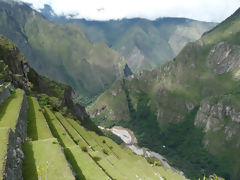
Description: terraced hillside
xmin=20 ymin=96 xmax=186 ymax=180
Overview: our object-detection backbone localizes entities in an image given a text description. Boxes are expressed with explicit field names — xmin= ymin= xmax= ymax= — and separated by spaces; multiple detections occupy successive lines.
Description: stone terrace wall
xmin=3 ymin=94 xmax=28 ymax=180
xmin=0 ymin=87 xmax=10 ymax=107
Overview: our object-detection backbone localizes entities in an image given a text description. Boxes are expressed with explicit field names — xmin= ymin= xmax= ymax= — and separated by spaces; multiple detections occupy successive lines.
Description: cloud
xmin=20 ymin=0 xmax=240 ymax=22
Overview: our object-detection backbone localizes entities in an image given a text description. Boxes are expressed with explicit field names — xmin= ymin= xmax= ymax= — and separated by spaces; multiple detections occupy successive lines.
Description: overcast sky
xmin=21 ymin=0 xmax=240 ymax=22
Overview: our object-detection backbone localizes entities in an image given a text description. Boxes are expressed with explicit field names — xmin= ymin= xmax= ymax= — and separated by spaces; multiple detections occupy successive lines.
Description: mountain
xmin=88 ymin=7 xmax=240 ymax=180
xmin=40 ymin=4 xmax=216 ymax=72
xmin=0 ymin=0 xmax=126 ymax=99
xmin=0 ymin=35 xmax=192 ymax=180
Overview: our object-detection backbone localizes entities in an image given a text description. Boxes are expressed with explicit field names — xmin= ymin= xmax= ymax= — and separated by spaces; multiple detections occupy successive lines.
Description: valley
xmin=0 ymin=34 xmax=187 ymax=180
xmin=100 ymin=125 xmax=179 ymax=173
xmin=41 ymin=4 xmax=216 ymax=72
xmin=0 ymin=0 xmax=239 ymax=179
xmin=88 ymin=7 xmax=240 ymax=180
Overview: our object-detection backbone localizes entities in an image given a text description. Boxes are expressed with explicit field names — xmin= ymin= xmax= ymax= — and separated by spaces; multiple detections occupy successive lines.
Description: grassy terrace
xmin=23 ymin=98 xmax=75 ymax=180
xmin=64 ymin=116 xmax=162 ymax=180
xmin=0 ymin=89 xmax=24 ymax=130
xmin=27 ymin=97 xmax=53 ymax=140
xmin=45 ymin=108 xmax=109 ymax=179
xmin=66 ymin=116 xmax=158 ymax=179
xmin=0 ymin=127 xmax=10 ymax=179
xmin=22 ymin=99 xmax=186 ymax=180
xmin=22 ymin=138 xmax=75 ymax=180
xmin=65 ymin=146 xmax=109 ymax=180
xmin=43 ymin=107 xmax=75 ymax=147
xmin=54 ymin=112 xmax=89 ymax=148
xmin=0 ymin=89 xmax=24 ymax=179
xmin=153 ymin=165 xmax=187 ymax=180
xmin=66 ymin=118 xmax=100 ymax=149
xmin=88 ymin=151 xmax=128 ymax=180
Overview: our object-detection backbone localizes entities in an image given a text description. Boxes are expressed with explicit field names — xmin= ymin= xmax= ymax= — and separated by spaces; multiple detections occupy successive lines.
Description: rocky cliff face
xmin=195 ymin=95 xmax=240 ymax=151
xmin=123 ymin=64 xmax=133 ymax=77
xmin=206 ymin=42 xmax=240 ymax=75
xmin=0 ymin=35 xmax=30 ymax=91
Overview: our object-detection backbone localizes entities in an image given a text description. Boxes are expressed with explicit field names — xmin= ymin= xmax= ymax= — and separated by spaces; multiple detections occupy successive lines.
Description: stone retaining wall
xmin=3 ymin=93 xmax=28 ymax=180
xmin=0 ymin=87 xmax=10 ymax=107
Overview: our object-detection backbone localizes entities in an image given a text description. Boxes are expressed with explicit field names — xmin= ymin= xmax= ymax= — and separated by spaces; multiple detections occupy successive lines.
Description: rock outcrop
xmin=123 ymin=64 xmax=133 ymax=77
xmin=0 ymin=87 xmax=10 ymax=106
xmin=195 ymin=95 xmax=240 ymax=158
xmin=206 ymin=42 xmax=240 ymax=74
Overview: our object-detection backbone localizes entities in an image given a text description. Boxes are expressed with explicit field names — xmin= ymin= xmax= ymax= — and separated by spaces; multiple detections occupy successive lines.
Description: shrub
xmin=154 ymin=161 xmax=162 ymax=167
xmin=81 ymin=146 xmax=88 ymax=152
xmin=102 ymin=148 xmax=109 ymax=155
xmin=146 ymin=157 xmax=155 ymax=164
xmin=92 ymin=156 xmax=101 ymax=162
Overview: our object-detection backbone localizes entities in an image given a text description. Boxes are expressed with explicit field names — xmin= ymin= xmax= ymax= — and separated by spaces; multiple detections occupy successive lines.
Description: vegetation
xmin=0 ymin=2 xmax=231 ymax=180
xmin=0 ymin=1 xmax=124 ymax=97
xmin=88 ymin=7 xmax=240 ymax=180
xmin=43 ymin=107 xmax=75 ymax=147
xmin=0 ymin=127 xmax=10 ymax=179
xmin=22 ymin=138 xmax=75 ymax=180
xmin=101 ymin=129 xmax=123 ymax=145
xmin=0 ymin=28 xmax=188 ymax=180
xmin=27 ymin=97 xmax=53 ymax=140
xmin=44 ymin=8 xmax=216 ymax=72
xmin=0 ymin=89 xmax=24 ymax=130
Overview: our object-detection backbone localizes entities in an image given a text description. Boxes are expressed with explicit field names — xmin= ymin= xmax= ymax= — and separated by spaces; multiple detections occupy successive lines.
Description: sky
xmin=20 ymin=0 xmax=240 ymax=22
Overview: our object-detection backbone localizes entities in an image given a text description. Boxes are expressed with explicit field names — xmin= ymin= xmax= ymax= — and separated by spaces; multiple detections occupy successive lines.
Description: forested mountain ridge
xmin=0 ymin=0 xmax=126 ymax=98
xmin=40 ymin=4 xmax=216 ymax=72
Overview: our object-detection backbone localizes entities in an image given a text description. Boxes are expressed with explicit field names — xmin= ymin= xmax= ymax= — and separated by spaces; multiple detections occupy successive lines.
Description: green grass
xmin=51 ymin=112 xmax=110 ymax=179
xmin=22 ymin=138 xmax=75 ymax=180
xmin=0 ymin=127 xmax=10 ymax=179
xmin=66 ymin=118 xmax=99 ymax=148
xmin=43 ymin=107 xmax=75 ymax=148
xmin=65 ymin=146 xmax=109 ymax=180
xmin=88 ymin=131 xmax=113 ymax=152
xmin=24 ymin=99 xmax=187 ymax=180
xmin=88 ymin=151 xmax=128 ymax=180
xmin=27 ymin=97 xmax=53 ymax=140
xmin=54 ymin=112 xmax=89 ymax=148
xmin=55 ymin=112 xmax=186 ymax=180
xmin=0 ymin=89 xmax=24 ymax=130
xmin=104 ymin=154 xmax=144 ymax=180
xmin=91 ymin=154 xmax=126 ymax=180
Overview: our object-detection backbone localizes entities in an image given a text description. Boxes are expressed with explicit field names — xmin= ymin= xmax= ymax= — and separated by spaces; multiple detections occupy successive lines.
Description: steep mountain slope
xmin=41 ymin=4 xmax=216 ymax=72
xmin=0 ymin=35 xmax=189 ymax=180
xmin=0 ymin=0 xmax=125 ymax=98
xmin=88 ymin=8 xmax=240 ymax=180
